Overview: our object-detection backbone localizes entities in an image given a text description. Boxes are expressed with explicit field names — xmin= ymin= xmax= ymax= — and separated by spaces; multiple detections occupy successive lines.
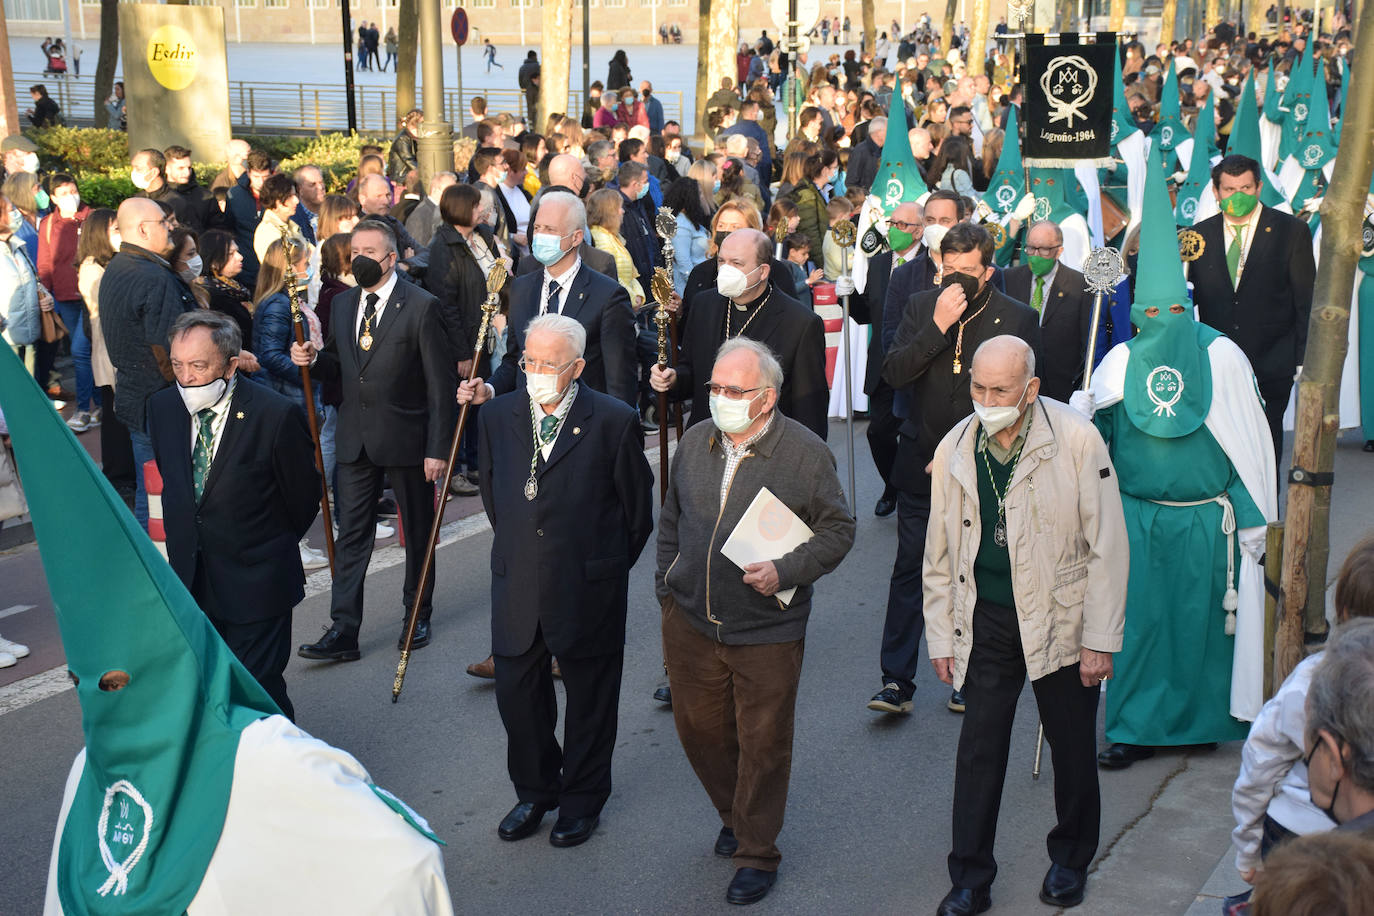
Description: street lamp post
xmin=417 ymin=0 xmax=453 ymax=185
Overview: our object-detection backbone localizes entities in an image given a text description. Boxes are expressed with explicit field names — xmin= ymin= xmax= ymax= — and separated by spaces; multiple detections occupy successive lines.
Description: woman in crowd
xmin=519 ymin=134 xmax=545 ymax=196
xmin=0 ymin=195 xmax=40 ymax=372
xmin=200 ymin=229 xmax=255 ymax=349
xmin=74 ymin=208 xmax=134 ymax=494
xmin=789 ymin=150 xmax=837 ymax=256
xmin=665 ymin=176 xmax=712 ymax=295
xmin=586 ymin=188 xmax=646 ymax=311
xmin=496 ymin=149 xmax=531 ymax=261
xmin=928 ymin=133 xmax=977 ymax=198
xmin=593 ymin=92 xmax=619 ymax=130
xmin=715 ymin=157 xmax=763 ymax=212
xmin=169 ymin=227 xmax=208 ymax=309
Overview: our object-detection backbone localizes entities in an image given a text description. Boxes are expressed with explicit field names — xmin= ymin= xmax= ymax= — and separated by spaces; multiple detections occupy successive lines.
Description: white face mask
xmin=55 ymin=193 xmax=80 ymax=216
xmin=176 ymin=376 xmax=230 ymax=414
xmin=526 ymin=371 xmax=567 ymax=405
xmin=710 ymin=391 xmax=763 ymax=434
xmin=110 ymin=231 xmax=122 ymax=250
xmin=716 ymin=263 xmax=760 ymax=300
xmin=973 ymin=380 xmax=1030 ymax=436
xmin=130 ymin=170 xmax=151 ymax=191
xmin=922 ymin=223 xmax=949 ymax=256
xmin=183 ymin=254 xmax=203 ymax=278
xmin=21 ymin=152 xmax=39 ymax=174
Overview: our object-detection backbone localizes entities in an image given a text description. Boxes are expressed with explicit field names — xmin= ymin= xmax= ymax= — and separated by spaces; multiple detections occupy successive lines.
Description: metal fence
xmin=15 ymin=72 xmax=683 ymax=135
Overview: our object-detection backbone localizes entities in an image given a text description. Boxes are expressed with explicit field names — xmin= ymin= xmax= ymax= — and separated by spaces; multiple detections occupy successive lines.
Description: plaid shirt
xmin=718 ymin=411 xmax=775 ymax=507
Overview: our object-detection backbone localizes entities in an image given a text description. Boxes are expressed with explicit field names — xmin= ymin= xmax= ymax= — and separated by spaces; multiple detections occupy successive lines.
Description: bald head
xmin=720 ymin=228 xmax=771 ymax=270
xmin=548 ymin=153 xmax=587 ymax=193
xmin=972 ymin=335 xmax=1037 ymax=388
xmin=1027 ymin=220 xmax=1064 ymax=252
xmin=358 ymin=173 xmax=392 ymax=216
xmin=225 ymin=139 xmax=250 ymax=178
xmin=116 ymin=197 xmax=172 ymax=256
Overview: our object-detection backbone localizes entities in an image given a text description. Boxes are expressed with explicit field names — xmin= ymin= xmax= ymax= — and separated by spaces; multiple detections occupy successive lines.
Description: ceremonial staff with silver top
xmin=281 ymin=230 xmax=336 ymax=573
xmin=394 ymin=261 xmax=508 ymax=702
xmin=831 ymin=219 xmax=858 ymax=516
xmin=652 ymin=207 xmax=678 ymax=502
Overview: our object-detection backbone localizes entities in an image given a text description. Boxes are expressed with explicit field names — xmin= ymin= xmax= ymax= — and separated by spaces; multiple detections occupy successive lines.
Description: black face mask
xmin=714 ymin=231 xmax=730 ymax=248
xmin=941 ymin=270 xmax=981 ymax=301
xmin=351 ymin=253 xmax=386 ymax=288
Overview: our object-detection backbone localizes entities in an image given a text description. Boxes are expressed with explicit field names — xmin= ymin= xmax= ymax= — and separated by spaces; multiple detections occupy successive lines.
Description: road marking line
xmin=0 ymin=604 xmax=35 ymax=620
xmin=0 ymin=439 xmax=678 ymax=719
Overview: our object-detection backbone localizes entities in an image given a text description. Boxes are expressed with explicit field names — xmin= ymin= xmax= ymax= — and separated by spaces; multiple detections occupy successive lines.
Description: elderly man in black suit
xmin=292 ymin=219 xmax=457 ymax=661
xmin=649 ymin=228 xmax=829 ymax=440
xmin=518 ymin=154 xmax=619 ymax=281
xmin=1187 ymin=154 xmax=1315 ymax=469
xmin=1002 ymin=220 xmax=1097 ymax=402
xmin=148 ymin=311 xmax=320 ymax=718
xmin=480 ymin=313 xmax=654 ymax=849
xmin=463 ymin=191 xmax=639 ymax=408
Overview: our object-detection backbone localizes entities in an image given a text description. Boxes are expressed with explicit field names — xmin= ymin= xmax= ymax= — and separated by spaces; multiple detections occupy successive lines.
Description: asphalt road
xmin=3 ymin=419 xmax=1372 ymax=915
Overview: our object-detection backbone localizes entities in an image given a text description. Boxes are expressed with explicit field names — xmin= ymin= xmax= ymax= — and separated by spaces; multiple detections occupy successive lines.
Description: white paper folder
xmin=720 ymin=486 xmax=814 ymax=607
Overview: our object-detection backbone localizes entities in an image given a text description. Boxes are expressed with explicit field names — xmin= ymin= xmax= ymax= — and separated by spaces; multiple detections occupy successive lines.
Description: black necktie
xmin=360 ymin=292 xmax=379 ymax=340
xmin=544 ymin=279 xmax=560 ymax=315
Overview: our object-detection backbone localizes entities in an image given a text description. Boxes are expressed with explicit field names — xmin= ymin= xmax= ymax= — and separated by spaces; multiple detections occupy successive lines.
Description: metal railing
xmin=14 ymin=72 xmax=684 ymax=135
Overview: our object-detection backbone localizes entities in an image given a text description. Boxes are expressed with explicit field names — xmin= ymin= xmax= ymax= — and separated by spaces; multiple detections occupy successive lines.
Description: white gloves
xmin=1240 ymin=529 xmax=1266 ymax=563
xmin=1069 ymin=390 xmax=1095 ymax=419
xmin=974 ymin=199 xmax=995 ymax=222
xmin=834 ymin=275 xmax=856 ymax=298
xmin=1302 ymin=196 xmax=1324 ymax=213
xmin=1012 ymin=192 xmax=1037 ymax=221
xmin=1170 ymin=170 xmax=1189 ymax=185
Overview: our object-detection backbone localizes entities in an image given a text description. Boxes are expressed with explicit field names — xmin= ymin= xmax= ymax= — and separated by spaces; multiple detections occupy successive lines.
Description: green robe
xmin=1093 ymin=403 xmax=1265 ymax=746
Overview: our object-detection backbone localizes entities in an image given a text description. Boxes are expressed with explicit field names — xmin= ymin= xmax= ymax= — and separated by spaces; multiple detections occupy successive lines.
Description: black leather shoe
xmin=548 ymin=814 xmax=598 ymax=847
xmin=935 ymin=886 xmax=991 ymax=916
xmin=874 ymin=494 xmax=897 ymax=517
xmin=497 ymin=802 xmax=554 ymax=841
xmin=947 ymin=689 xmax=966 ymax=713
xmin=1040 ymin=863 xmax=1087 ymax=907
xmin=398 ymin=618 xmax=431 ymax=650
xmin=297 ymin=626 xmax=360 ymax=661
xmin=714 ymin=826 xmax=738 ymax=857
xmin=1365 ymin=440 xmax=1374 ymax=452
xmin=653 ymin=684 xmax=673 ymax=705
xmin=1097 ymin=742 xmax=1155 ymax=770
xmin=725 ymin=867 xmax=776 ymax=905
xmin=867 ymin=682 xmax=913 ymax=713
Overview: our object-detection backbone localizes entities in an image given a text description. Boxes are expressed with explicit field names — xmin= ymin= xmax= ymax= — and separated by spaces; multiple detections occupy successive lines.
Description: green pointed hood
xmin=1286 ymin=67 xmax=1336 ymax=213
xmin=982 ymin=105 xmax=1026 ymax=216
xmin=1029 ymin=167 xmax=1089 ymax=224
xmin=875 ymin=85 xmax=929 ymax=213
xmin=1175 ymin=91 xmax=1215 ymax=225
xmin=1279 ymin=40 xmax=1316 ymax=162
xmin=1229 ymin=72 xmax=1289 ymax=208
xmin=1123 ymin=144 xmax=1219 ymax=438
xmin=0 ymin=345 xmax=279 ymax=915
xmin=1155 ymin=64 xmax=1191 ymax=153
xmin=1262 ymin=60 xmax=1284 ymax=123
xmin=1110 ymin=45 xmax=1140 ymax=148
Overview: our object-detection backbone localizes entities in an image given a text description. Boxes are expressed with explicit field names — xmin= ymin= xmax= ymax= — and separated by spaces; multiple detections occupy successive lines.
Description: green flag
xmin=1228 ymin=71 xmax=1288 ymax=208
xmin=0 ymin=344 xmax=279 ymax=915
xmin=1155 ymin=64 xmax=1191 ymax=157
xmin=1123 ymin=140 xmax=1220 ymax=439
xmin=1175 ymin=91 xmax=1216 ymax=225
xmin=982 ymin=104 xmax=1026 ymax=216
xmin=874 ymin=82 xmax=929 ymax=213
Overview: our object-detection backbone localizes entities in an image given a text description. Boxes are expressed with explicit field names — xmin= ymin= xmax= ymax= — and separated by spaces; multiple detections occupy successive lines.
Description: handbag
xmin=40 ymin=306 xmax=67 ymax=343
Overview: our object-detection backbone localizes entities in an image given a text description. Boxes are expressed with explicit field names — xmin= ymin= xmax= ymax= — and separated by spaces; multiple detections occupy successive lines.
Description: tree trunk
xmin=970 ymin=0 xmax=990 ymax=75
xmin=862 ymin=0 xmax=877 ymax=56
xmin=0 ymin=5 xmax=19 ymax=136
xmin=695 ymin=0 xmax=710 ymax=145
xmin=1274 ymin=0 xmax=1374 ymax=686
xmin=93 ymin=0 xmax=118 ymax=129
xmin=1206 ymin=0 xmax=1221 ymax=35
xmin=707 ymin=0 xmax=740 ymax=119
xmin=1160 ymin=3 xmax=1178 ymax=46
xmin=1110 ymin=0 xmax=1127 ymax=32
xmin=539 ymin=0 xmax=572 ymax=133
xmin=941 ymin=0 xmax=957 ymax=58
xmin=1245 ymin=0 xmax=1266 ymax=39
xmin=395 ymin=0 xmax=419 ymax=124
xmin=1056 ymin=0 xmax=1075 ymax=30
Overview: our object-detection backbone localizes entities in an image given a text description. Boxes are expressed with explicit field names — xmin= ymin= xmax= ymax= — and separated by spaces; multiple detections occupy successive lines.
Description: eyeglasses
xmin=706 ymin=383 xmax=763 ymax=400
xmin=1024 ymin=245 xmax=1061 ymax=256
xmin=518 ymin=356 xmax=576 ymax=375
xmin=139 ymin=217 xmax=172 ymax=230
xmin=891 ymin=219 xmax=921 ymax=231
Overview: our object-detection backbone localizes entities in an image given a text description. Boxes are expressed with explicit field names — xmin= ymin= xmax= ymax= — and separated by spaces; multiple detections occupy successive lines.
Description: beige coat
xmin=924 ymin=397 xmax=1129 ymax=689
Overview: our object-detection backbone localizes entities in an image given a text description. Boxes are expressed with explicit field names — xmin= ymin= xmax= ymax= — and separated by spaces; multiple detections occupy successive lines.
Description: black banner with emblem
xmin=1023 ymin=35 xmax=1116 ymax=167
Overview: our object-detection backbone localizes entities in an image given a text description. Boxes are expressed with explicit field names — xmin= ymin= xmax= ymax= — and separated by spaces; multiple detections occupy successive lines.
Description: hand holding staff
xmin=394 ymin=260 xmax=509 ymax=703
xmin=281 ymin=231 xmax=336 ymax=573
xmin=653 ymin=207 xmax=679 ymax=500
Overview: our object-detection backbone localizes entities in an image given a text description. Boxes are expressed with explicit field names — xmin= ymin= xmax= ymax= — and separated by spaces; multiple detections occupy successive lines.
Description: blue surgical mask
xmin=6 ymin=207 xmax=22 ymax=233
xmin=531 ymin=232 xmax=570 ymax=266
xmin=713 ymin=180 xmax=722 ymax=194
xmin=635 ymin=183 xmax=649 ymax=201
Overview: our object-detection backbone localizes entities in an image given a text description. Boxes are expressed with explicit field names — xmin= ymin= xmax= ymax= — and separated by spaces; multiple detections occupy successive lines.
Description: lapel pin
xmin=573 ymin=427 xmax=581 ymax=435
xmin=236 ymin=411 xmax=245 ymax=420
xmin=994 ymin=317 xmax=1002 ymax=324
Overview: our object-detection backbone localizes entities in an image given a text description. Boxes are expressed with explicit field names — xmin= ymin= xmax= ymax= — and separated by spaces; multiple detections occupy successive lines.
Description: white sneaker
xmin=66 ymin=411 xmax=92 ymax=432
xmin=375 ymin=521 xmax=395 ymax=539
xmin=0 ymin=635 xmax=30 ymax=658
xmin=299 ymin=546 xmax=329 ymax=570
xmin=0 ymin=650 xmax=15 ymax=668
xmin=299 ymin=538 xmax=326 ymax=560
xmin=88 ymin=407 xmax=103 ymax=427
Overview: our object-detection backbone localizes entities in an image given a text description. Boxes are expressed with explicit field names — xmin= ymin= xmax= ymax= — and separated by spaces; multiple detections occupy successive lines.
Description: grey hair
xmin=870 ymin=116 xmax=888 ymax=132
xmin=526 ymin=313 xmax=587 ymax=360
xmin=538 ymin=190 xmax=588 ymax=236
xmin=353 ymin=217 xmax=398 ymax=254
xmin=972 ymin=334 xmax=1036 ymax=383
xmin=1029 ymin=220 xmax=1064 ymax=246
xmin=1306 ymin=617 xmax=1374 ymax=793
xmin=168 ymin=309 xmax=242 ymax=361
xmin=715 ymin=337 xmax=783 ymax=392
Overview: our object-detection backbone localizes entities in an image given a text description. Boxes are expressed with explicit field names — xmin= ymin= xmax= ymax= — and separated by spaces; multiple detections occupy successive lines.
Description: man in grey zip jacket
xmin=655 ymin=337 xmax=854 ymax=907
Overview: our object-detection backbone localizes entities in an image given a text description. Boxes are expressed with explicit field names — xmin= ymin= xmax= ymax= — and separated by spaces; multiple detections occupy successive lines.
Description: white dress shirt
xmin=540 ymin=257 xmax=582 ymax=315
xmin=1222 ymin=203 xmax=1263 ymax=287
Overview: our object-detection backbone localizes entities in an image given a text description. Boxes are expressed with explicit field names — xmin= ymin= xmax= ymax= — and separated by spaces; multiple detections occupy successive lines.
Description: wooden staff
xmin=281 ymin=233 xmax=335 ymax=573
xmin=393 ymin=260 xmax=508 ymax=703
xmin=652 ymin=207 xmax=678 ymax=503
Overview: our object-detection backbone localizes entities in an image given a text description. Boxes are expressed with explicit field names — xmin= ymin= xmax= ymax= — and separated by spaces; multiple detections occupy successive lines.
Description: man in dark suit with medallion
xmin=1187 ymin=154 xmax=1315 ymax=469
xmin=148 ymin=310 xmax=320 ymax=718
xmin=1003 ymin=221 xmax=1097 ymax=402
xmin=478 ymin=313 xmax=654 ymax=848
xmin=292 ymin=219 xmax=457 ymax=660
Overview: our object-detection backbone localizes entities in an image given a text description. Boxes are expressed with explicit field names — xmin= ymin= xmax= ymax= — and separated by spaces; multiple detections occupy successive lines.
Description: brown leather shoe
xmin=465 ymin=655 xmax=496 ymax=679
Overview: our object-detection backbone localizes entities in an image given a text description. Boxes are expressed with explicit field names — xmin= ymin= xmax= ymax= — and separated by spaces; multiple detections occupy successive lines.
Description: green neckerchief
xmin=0 ymin=344 xmax=279 ymax=916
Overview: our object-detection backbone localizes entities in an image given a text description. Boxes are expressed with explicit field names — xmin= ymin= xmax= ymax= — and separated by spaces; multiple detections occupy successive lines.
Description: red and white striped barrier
xmin=812 ymin=282 xmax=842 ymax=385
xmin=143 ymin=460 xmax=168 ymax=559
